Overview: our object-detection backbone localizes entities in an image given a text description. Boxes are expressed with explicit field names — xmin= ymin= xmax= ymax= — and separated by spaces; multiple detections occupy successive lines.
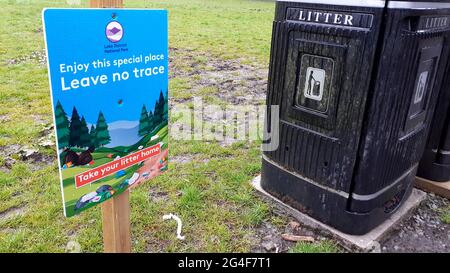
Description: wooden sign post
xmin=101 ymin=189 xmax=131 ymax=253
xmin=89 ymin=0 xmax=123 ymax=8
xmin=88 ymin=0 xmax=131 ymax=253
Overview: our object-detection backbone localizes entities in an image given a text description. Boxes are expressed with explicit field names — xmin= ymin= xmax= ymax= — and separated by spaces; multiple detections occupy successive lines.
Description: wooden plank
xmin=89 ymin=0 xmax=123 ymax=8
xmin=90 ymin=0 xmax=130 ymax=253
xmin=415 ymin=177 xmax=450 ymax=199
xmin=101 ymin=190 xmax=131 ymax=253
xmin=281 ymin=234 xmax=315 ymax=242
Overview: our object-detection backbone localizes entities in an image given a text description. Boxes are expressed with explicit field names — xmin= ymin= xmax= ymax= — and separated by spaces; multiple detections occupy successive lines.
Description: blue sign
xmin=43 ymin=9 xmax=169 ymax=217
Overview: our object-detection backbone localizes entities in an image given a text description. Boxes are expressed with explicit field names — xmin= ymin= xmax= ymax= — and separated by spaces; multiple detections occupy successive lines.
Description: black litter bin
xmin=418 ymin=63 xmax=450 ymax=182
xmin=261 ymin=0 xmax=450 ymax=234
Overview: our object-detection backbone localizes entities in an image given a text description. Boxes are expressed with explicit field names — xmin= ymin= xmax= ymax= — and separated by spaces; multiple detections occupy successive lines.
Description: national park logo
xmin=105 ymin=21 xmax=123 ymax=43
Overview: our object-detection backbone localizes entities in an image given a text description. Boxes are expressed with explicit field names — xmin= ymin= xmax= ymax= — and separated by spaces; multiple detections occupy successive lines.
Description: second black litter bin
xmin=261 ymin=0 xmax=450 ymax=234
xmin=417 ymin=62 xmax=450 ymax=182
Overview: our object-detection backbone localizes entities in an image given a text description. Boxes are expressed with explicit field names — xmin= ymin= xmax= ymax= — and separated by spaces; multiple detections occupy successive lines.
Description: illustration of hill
xmin=106 ymin=120 xmax=140 ymax=148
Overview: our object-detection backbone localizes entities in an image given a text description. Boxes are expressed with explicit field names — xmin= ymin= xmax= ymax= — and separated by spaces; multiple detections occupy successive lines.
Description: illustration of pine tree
xmin=79 ymin=117 xmax=91 ymax=148
xmin=95 ymin=111 xmax=111 ymax=147
xmin=138 ymin=105 xmax=150 ymax=137
xmin=163 ymin=90 xmax=168 ymax=121
xmin=152 ymin=91 xmax=165 ymax=127
xmin=152 ymin=101 xmax=160 ymax=126
xmin=89 ymin=125 xmax=97 ymax=148
xmin=54 ymin=101 xmax=70 ymax=149
xmin=157 ymin=90 xmax=165 ymax=122
xmin=148 ymin=110 xmax=154 ymax=133
xmin=69 ymin=107 xmax=82 ymax=147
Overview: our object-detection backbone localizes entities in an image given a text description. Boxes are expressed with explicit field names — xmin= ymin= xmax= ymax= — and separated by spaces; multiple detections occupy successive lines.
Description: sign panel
xmin=43 ymin=9 xmax=169 ymax=217
xmin=404 ymin=37 xmax=443 ymax=135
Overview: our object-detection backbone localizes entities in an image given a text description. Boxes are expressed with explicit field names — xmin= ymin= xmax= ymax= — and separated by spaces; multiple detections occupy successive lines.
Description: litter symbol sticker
xmin=414 ymin=71 xmax=428 ymax=104
xmin=304 ymin=67 xmax=326 ymax=102
xmin=295 ymin=54 xmax=334 ymax=114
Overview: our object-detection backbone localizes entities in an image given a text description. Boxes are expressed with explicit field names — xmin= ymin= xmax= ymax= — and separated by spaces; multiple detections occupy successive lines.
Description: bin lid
xmin=277 ymin=0 xmax=450 ymax=9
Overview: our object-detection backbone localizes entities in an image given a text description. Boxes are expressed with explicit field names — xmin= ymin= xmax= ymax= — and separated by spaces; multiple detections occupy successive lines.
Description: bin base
xmin=417 ymin=150 xmax=450 ymax=182
xmin=260 ymin=157 xmax=415 ymax=235
xmin=252 ymin=174 xmax=426 ymax=252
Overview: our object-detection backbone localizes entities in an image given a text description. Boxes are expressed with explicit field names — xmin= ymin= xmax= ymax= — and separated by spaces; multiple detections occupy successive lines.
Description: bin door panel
xmin=350 ymin=9 xmax=450 ymax=212
xmin=264 ymin=2 xmax=384 ymax=192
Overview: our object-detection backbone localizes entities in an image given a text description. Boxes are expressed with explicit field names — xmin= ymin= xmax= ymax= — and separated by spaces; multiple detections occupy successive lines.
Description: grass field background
xmin=0 ymin=0 xmax=340 ymax=253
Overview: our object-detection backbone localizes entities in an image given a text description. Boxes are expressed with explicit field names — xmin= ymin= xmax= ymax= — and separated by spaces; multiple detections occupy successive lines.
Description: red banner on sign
xmin=75 ymin=143 xmax=161 ymax=188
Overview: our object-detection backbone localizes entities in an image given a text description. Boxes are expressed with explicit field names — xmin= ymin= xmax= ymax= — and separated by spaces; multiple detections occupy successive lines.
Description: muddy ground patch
xmin=169 ymin=47 xmax=268 ymax=106
xmin=381 ymin=194 xmax=450 ymax=253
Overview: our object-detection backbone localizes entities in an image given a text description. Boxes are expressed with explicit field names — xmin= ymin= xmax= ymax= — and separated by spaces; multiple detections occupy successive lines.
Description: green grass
xmin=0 ymin=0 xmax=341 ymax=253
xmin=289 ymin=240 xmax=340 ymax=253
xmin=170 ymin=78 xmax=194 ymax=100
xmin=440 ymin=206 xmax=450 ymax=224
